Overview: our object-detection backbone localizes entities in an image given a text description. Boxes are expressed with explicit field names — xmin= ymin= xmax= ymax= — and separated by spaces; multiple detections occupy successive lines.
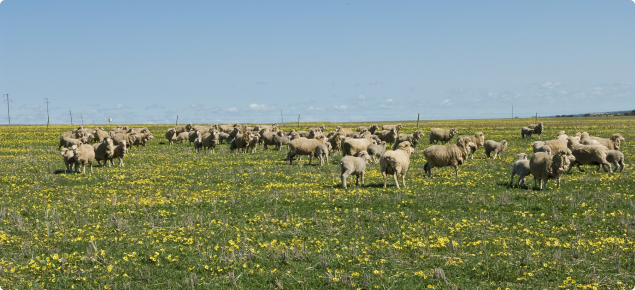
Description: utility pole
xmin=297 ymin=114 xmax=300 ymax=129
xmin=280 ymin=109 xmax=284 ymax=124
xmin=176 ymin=115 xmax=178 ymax=126
xmin=69 ymin=110 xmax=73 ymax=125
xmin=4 ymin=94 xmax=11 ymax=125
xmin=81 ymin=115 xmax=84 ymax=125
xmin=512 ymin=105 xmax=513 ymax=119
xmin=44 ymin=98 xmax=50 ymax=130
xmin=417 ymin=113 xmax=420 ymax=128
xmin=535 ymin=112 xmax=537 ymax=124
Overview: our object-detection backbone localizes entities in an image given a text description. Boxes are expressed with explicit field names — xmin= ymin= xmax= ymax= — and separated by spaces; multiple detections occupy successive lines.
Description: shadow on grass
xmin=53 ymin=169 xmax=68 ymax=174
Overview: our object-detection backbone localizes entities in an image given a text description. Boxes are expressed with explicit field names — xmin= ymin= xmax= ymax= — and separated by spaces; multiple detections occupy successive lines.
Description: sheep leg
xmin=510 ymin=171 xmax=516 ymax=187
xmin=382 ymin=171 xmax=387 ymax=188
xmin=557 ymin=177 xmax=561 ymax=188
xmin=341 ymin=172 xmax=350 ymax=189
xmin=361 ymin=172 xmax=365 ymax=187
xmin=541 ymin=179 xmax=547 ymax=191
xmin=355 ymin=174 xmax=359 ymax=186
xmin=576 ymin=164 xmax=585 ymax=172
xmin=308 ymin=156 xmax=313 ymax=166
xmin=401 ymin=174 xmax=406 ymax=188
xmin=393 ymin=172 xmax=400 ymax=189
xmin=287 ymin=152 xmax=295 ymax=165
xmin=326 ymin=154 xmax=329 ymax=165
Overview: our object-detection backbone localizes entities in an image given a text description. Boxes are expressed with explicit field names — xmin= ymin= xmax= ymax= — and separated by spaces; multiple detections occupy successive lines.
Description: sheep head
xmin=557 ymin=131 xmax=566 ymax=137
xmin=450 ymin=128 xmax=458 ymax=137
xmin=517 ymin=153 xmax=528 ymax=160
xmin=60 ymin=148 xmax=69 ymax=156
xmin=355 ymin=150 xmax=372 ymax=162
xmin=394 ymin=141 xmax=415 ymax=155
xmin=612 ymin=133 xmax=625 ymax=142
xmin=379 ymin=141 xmax=387 ymax=149
xmin=475 ymin=132 xmax=484 ymax=143
xmin=566 ymin=137 xmax=580 ymax=149
xmin=553 ymin=149 xmax=573 ymax=172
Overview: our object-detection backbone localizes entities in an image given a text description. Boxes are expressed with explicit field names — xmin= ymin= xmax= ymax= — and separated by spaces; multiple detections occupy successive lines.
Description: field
xmin=0 ymin=117 xmax=634 ymax=289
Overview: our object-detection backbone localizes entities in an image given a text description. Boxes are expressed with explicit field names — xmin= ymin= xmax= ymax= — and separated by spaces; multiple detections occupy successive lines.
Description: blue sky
xmin=1 ymin=0 xmax=634 ymax=124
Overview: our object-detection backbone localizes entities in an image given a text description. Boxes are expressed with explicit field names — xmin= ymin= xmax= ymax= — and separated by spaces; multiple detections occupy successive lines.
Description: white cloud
xmin=540 ymin=82 xmax=561 ymax=89
xmin=560 ymin=90 xmax=568 ymax=95
xmin=386 ymin=99 xmax=393 ymax=102
xmin=116 ymin=104 xmax=123 ymax=109
xmin=440 ymin=99 xmax=452 ymax=106
xmin=357 ymin=95 xmax=366 ymax=100
xmin=308 ymin=106 xmax=314 ymax=110
xmin=248 ymin=103 xmax=275 ymax=110
xmin=334 ymin=105 xmax=347 ymax=110
xmin=227 ymin=107 xmax=238 ymax=112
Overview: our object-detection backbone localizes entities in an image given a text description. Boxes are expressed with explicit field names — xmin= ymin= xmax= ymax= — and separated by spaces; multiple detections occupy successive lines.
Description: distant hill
xmin=546 ymin=109 xmax=635 ymax=118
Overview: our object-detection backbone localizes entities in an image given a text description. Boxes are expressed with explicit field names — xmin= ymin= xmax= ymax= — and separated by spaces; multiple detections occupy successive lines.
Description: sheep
xmin=274 ymin=131 xmax=291 ymax=151
xmin=131 ymin=132 xmax=154 ymax=148
xmin=458 ymin=132 xmax=485 ymax=159
xmin=193 ymin=138 xmax=203 ymax=153
xmin=71 ymin=142 xmax=95 ymax=174
xmin=357 ymin=124 xmax=379 ymax=134
xmin=92 ymin=137 xmax=116 ymax=167
xmin=110 ymin=132 xmax=137 ymax=148
xmin=308 ymin=125 xmax=326 ymax=133
xmin=93 ymin=128 xmax=109 ymax=142
xmin=342 ymin=135 xmax=375 ymax=157
xmin=393 ymin=130 xmax=424 ymax=150
xmin=201 ymin=130 xmax=220 ymax=153
xmin=521 ymin=127 xmax=534 ymax=139
xmin=286 ymin=137 xmax=326 ymax=165
xmin=532 ymin=141 xmax=552 ymax=155
xmin=230 ymin=131 xmax=255 ymax=153
xmin=367 ymin=141 xmax=387 ymax=164
xmin=544 ymin=138 xmax=568 ymax=154
xmin=175 ymin=132 xmax=189 ymax=143
xmin=188 ymin=130 xmax=200 ymax=145
xmin=327 ymin=132 xmax=346 ymax=154
xmin=374 ymin=128 xmax=398 ymax=145
xmin=566 ymin=137 xmax=612 ymax=174
xmin=587 ymin=133 xmax=625 ymax=150
xmin=382 ymin=124 xmax=403 ymax=133
xmin=529 ymin=150 xmax=573 ymax=191
xmin=315 ymin=142 xmax=332 ymax=166
xmin=556 ymin=131 xmax=568 ymax=140
xmin=483 ymin=140 xmax=508 ymax=159
xmin=174 ymin=123 xmax=193 ymax=134
xmin=59 ymin=135 xmax=82 ymax=149
xmin=60 ymin=148 xmax=75 ymax=173
xmin=336 ymin=126 xmax=356 ymax=137
xmin=165 ymin=128 xmax=178 ymax=145
xmin=247 ymin=134 xmax=260 ymax=153
xmin=261 ymin=131 xmax=278 ymax=149
xmin=527 ymin=122 xmax=544 ymax=139
xmin=340 ymin=151 xmax=372 ymax=189
xmin=218 ymin=132 xmax=233 ymax=144
xmin=380 ymin=141 xmax=415 ymax=188
xmin=108 ymin=140 xmax=127 ymax=167
xmin=606 ymin=150 xmax=625 ymax=173
xmin=307 ymin=129 xmax=324 ymax=139
xmin=423 ymin=136 xmax=476 ymax=177
xmin=510 ymin=153 xmax=530 ymax=187
xmin=429 ymin=128 xmax=458 ymax=144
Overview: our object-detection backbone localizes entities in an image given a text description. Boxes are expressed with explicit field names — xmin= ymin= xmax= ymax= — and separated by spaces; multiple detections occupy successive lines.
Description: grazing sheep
xmin=566 ymin=137 xmax=612 ymax=174
xmin=188 ymin=130 xmax=200 ymax=145
xmin=336 ymin=126 xmax=356 ymax=137
xmin=342 ymin=135 xmax=375 ymax=157
xmin=358 ymin=124 xmax=379 ymax=134
xmin=201 ymin=130 xmax=220 ymax=153
xmin=230 ymin=131 xmax=255 ymax=153
xmin=327 ymin=132 xmax=346 ymax=154
xmin=174 ymin=123 xmax=194 ymax=134
xmin=382 ymin=124 xmax=403 ymax=132
xmin=132 ymin=132 xmax=154 ymax=148
xmin=458 ymin=132 xmax=485 ymax=159
xmin=374 ymin=128 xmax=398 ymax=145
xmin=261 ymin=131 xmax=278 ymax=149
xmin=59 ymin=135 xmax=82 ymax=149
xmin=71 ymin=142 xmax=95 ymax=174
xmin=108 ymin=141 xmax=127 ymax=167
xmin=532 ymin=141 xmax=552 ymax=155
xmin=530 ymin=150 xmax=573 ymax=191
xmin=60 ymin=148 xmax=75 ymax=173
xmin=340 ymin=151 xmax=372 ymax=189
xmin=521 ymin=127 xmax=535 ymax=139
xmin=175 ymin=132 xmax=189 ymax=143
xmin=287 ymin=137 xmax=326 ymax=165
xmin=544 ymin=138 xmax=568 ymax=154
xmin=423 ymin=136 xmax=475 ymax=177
xmin=92 ymin=137 xmax=116 ymax=167
xmin=587 ymin=133 xmax=625 ymax=150
xmin=393 ymin=130 xmax=424 ymax=150
xmin=483 ymin=140 xmax=508 ymax=159
xmin=165 ymin=128 xmax=178 ymax=145
xmin=274 ymin=131 xmax=291 ymax=151
xmin=367 ymin=141 xmax=387 ymax=164
xmin=315 ymin=142 xmax=332 ymax=166
xmin=429 ymin=128 xmax=458 ymax=144
xmin=527 ymin=122 xmax=544 ymax=139
xmin=606 ymin=150 xmax=625 ymax=173
xmin=510 ymin=153 xmax=530 ymax=187
xmin=380 ymin=141 xmax=415 ymax=188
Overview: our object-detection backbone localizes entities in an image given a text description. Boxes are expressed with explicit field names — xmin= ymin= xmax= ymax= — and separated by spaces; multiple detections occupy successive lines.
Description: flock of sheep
xmin=56 ymin=121 xmax=627 ymax=191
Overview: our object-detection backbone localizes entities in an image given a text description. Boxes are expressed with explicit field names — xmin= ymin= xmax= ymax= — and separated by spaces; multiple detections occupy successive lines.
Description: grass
xmin=0 ymin=117 xmax=634 ymax=289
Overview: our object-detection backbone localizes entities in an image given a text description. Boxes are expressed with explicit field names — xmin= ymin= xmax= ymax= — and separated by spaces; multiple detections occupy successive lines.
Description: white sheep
xmin=131 ymin=132 xmax=154 ymax=148
xmin=92 ymin=137 xmax=116 ymax=167
xmin=71 ymin=142 xmax=95 ymax=174
xmin=393 ymin=130 xmax=425 ymax=150
xmin=60 ymin=148 xmax=75 ymax=173
xmin=315 ymin=142 xmax=333 ymax=166
xmin=193 ymin=138 xmax=203 ymax=153
xmin=342 ymin=135 xmax=375 ymax=156
xmin=532 ymin=141 xmax=552 ymax=155
xmin=529 ymin=150 xmax=573 ymax=191
xmin=606 ymin=150 xmax=625 ymax=173
xmin=380 ymin=141 xmax=415 ymax=188
xmin=336 ymin=126 xmax=356 ymax=137
xmin=527 ymin=122 xmax=544 ymax=139
xmin=521 ymin=127 xmax=534 ymax=139
xmin=423 ymin=136 xmax=475 ymax=177
xmin=483 ymin=140 xmax=508 ymax=159
xmin=382 ymin=124 xmax=403 ymax=132
xmin=374 ymin=128 xmax=398 ymax=145
xmin=429 ymin=128 xmax=458 ymax=144
xmin=175 ymin=132 xmax=189 ymax=143
xmin=188 ymin=130 xmax=200 ymax=145
xmin=458 ymin=132 xmax=485 ymax=159
xmin=358 ymin=124 xmax=379 ymax=134
xmin=566 ymin=137 xmax=612 ymax=174
xmin=587 ymin=133 xmax=625 ymax=150
xmin=286 ymin=137 xmax=326 ymax=165
xmin=327 ymin=132 xmax=346 ymax=154
xmin=367 ymin=141 xmax=387 ymax=164
xmin=230 ymin=132 xmax=255 ymax=153
xmin=201 ymin=130 xmax=220 ymax=153
xmin=274 ymin=131 xmax=291 ymax=151
xmin=510 ymin=153 xmax=530 ymax=187
xmin=340 ymin=151 xmax=372 ymax=189
xmin=59 ymin=135 xmax=82 ymax=149
xmin=108 ymin=141 xmax=127 ymax=167
xmin=165 ymin=128 xmax=178 ymax=145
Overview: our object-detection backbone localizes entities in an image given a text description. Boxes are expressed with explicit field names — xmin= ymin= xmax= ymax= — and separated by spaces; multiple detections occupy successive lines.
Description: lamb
xmin=458 ymin=132 xmax=485 ymax=159
xmin=510 ymin=153 xmax=530 ymax=187
xmin=367 ymin=141 xmax=387 ymax=163
xmin=193 ymin=138 xmax=203 ymax=153
xmin=606 ymin=150 xmax=625 ymax=173
xmin=286 ymin=137 xmax=326 ymax=165
xmin=342 ymin=135 xmax=375 ymax=157
xmin=200 ymin=130 xmax=220 ymax=153
xmin=380 ymin=141 xmax=415 ymax=188
xmin=483 ymin=140 xmax=508 ymax=159
xmin=423 ymin=136 xmax=476 ymax=177
xmin=393 ymin=130 xmax=424 ymax=150
xmin=246 ymin=134 xmax=260 ymax=153
xmin=382 ymin=124 xmax=403 ymax=133
xmin=274 ymin=131 xmax=291 ymax=151
xmin=315 ymin=142 xmax=333 ymax=166
xmin=340 ymin=151 xmax=372 ymax=189
xmin=521 ymin=127 xmax=535 ymax=139
xmin=175 ymin=132 xmax=190 ymax=143
xmin=108 ymin=140 xmax=127 ymax=167
xmin=527 ymin=122 xmax=544 ymax=139
xmin=429 ymin=128 xmax=458 ymax=144
xmin=587 ymin=133 xmax=625 ymax=150
xmin=165 ymin=128 xmax=178 ymax=145
xmin=566 ymin=137 xmax=612 ymax=174
xmin=374 ymin=128 xmax=398 ymax=145
xmin=71 ymin=142 xmax=95 ymax=174
xmin=92 ymin=137 xmax=116 ymax=167
xmin=60 ymin=148 xmax=75 ymax=173
xmin=357 ymin=124 xmax=379 ymax=134
xmin=188 ymin=130 xmax=200 ymax=145
xmin=532 ymin=141 xmax=552 ymax=155
xmin=529 ymin=150 xmax=573 ymax=190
